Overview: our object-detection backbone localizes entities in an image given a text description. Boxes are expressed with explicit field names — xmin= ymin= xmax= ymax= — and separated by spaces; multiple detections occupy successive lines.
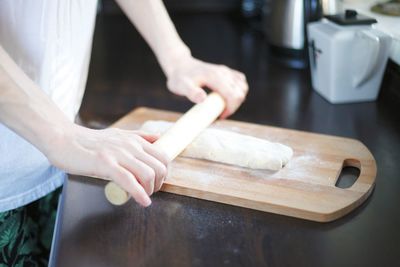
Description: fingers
xmin=105 ymin=131 xmax=168 ymax=203
xmin=118 ymin=152 xmax=156 ymax=196
xmin=135 ymin=148 xmax=168 ymax=192
xmin=220 ymin=68 xmax=248 ymax=118
xmin=168 ymin=77 xmax=207 ymax=104
xmin=59 ymin=126 xmax=170 ymax=208
xmin=184 ymin=81 xmax=207 ymax=103
xmin=202 ymin=66 xmax=248 ymax=118
xmin=110 ymin=143 xmax=167 ymax=205
xmin=166 ymin=58 xmax=248 ymax=117
xmin=137 ymin=139 xmax=169 ymax=192
xmin=220 ymin=108 xmax=232 ymax=120
xmin=130 ymin=135 xmax=169 ymax=191
xmin=233 ymin=70 xmax=249 ymax=95
xmin=108 ymin=164 xmax=152 ymax=207
xmin=138 ymin=138 xmax=170 ymax=166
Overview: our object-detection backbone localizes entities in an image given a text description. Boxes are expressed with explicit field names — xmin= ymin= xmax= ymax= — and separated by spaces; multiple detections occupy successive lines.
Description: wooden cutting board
xmin=111 ymin=107 xmax=376 ymax=222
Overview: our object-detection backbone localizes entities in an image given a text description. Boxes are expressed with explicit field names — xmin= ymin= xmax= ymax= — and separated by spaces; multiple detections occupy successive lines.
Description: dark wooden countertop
xmin=50 ymin=13 xmax=400 ymax=267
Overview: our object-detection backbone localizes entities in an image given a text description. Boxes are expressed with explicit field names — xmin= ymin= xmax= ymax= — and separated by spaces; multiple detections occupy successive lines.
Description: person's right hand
xmin=44 ymin=124 xmax=169 ymax=207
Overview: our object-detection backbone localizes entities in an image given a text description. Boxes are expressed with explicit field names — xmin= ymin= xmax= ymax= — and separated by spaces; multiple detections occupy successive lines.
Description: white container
xmin=307 ymin=10 xmax=392 ymax=104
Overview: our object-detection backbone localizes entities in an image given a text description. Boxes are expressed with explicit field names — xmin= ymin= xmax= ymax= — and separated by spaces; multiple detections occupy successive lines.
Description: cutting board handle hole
xmin=335 ymin=159 xmax=361 ymax=189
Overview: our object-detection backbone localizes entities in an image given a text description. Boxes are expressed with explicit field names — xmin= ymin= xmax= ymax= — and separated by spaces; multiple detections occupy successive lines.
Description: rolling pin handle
xmin=104 ymin=182 xmax=130 ymax=205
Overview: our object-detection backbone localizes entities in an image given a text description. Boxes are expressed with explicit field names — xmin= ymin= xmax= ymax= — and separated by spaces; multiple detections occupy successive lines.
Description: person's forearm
xmin=0 ymin=45 xmax=72 ymax=155
xmin=115 ymin=0 xmax=191 ymax=77
xmin=0 ymin=45 xmax=169 ymax=206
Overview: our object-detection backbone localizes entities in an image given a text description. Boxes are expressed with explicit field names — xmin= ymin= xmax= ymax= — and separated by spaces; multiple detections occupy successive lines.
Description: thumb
xmin=184 ymin=81 xmax=207 ymax=103
xmin=135 ymin=131 xmax=160 ymax=143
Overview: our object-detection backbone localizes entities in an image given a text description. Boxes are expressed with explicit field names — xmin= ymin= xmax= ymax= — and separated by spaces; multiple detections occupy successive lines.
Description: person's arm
xmin=0 ymin=45 xmax=167 ymax=206
xmin=115 ymin=0 xmax=249 ymax=118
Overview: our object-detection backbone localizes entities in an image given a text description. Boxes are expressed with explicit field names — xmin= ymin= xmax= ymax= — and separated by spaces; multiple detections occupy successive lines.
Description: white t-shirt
xmin=0 ymin=0 xmax=98 ymax=212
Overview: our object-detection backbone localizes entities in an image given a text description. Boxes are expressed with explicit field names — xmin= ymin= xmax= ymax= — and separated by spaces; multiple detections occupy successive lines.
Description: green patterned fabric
xmin=0 ymin=188 xmax=61 ymax=267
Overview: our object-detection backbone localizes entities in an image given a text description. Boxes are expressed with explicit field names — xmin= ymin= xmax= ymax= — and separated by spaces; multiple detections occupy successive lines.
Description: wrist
xmin=158 ymin=45 xmax=192 ymax=78
xmin=37 ymin=119 xmax=77 ymax=160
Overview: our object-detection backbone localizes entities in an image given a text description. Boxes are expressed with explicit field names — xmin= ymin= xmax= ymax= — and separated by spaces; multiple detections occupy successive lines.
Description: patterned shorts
xmin=0 ymin=188 xmax=61 ymax=267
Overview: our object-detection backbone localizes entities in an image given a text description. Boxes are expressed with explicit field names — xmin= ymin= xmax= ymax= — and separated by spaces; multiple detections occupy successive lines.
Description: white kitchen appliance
xmin=307 ymin=9 xmax=392 ymax=103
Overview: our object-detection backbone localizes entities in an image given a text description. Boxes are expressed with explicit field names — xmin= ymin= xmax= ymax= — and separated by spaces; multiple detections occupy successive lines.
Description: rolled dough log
xmin=141 ymin=120 xmax=293 ymax=171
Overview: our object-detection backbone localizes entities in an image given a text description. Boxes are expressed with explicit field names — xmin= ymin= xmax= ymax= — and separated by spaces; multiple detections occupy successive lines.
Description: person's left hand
xmin=166 ymin=56 xmax=249 ymax=119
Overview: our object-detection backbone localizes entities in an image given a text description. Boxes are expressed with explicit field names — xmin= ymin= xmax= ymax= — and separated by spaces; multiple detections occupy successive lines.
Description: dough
xmin=140 ymin=120 xmax=293 ymax=171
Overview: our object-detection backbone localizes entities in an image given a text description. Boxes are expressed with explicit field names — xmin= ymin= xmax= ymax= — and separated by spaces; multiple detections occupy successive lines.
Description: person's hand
xmin=166 ymin=57 xmax=249 ymax=119
xmin=45 ymin=124 xmax=169 ymax=207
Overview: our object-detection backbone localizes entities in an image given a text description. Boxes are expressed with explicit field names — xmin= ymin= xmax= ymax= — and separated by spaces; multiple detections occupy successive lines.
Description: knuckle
xmin=159 ymin=151 xmax=170 ymax=165
xmin=142 ymin=168 xmax=156 ymax=183
xmin=110 ymin=168 xmax=127 ymax=185
xmin=148 ymin=168 xmax=156 ymax=180
xmin=157 ymin=164 xmax=168 ymax=179
xmin=234 ymin=91 xmax=246 ymax=101
xmin=97 ymin=150 xmax=112 ymax=164
xmin=182 ymin=77 xmax=193 ymax=86
xmin=131 ymin=134 xmax=141 ymax=141
xmin=109 ymin=127 xmax=123 ymax=137
xmin=129 ymin=139 xmax=144 ymax=152
xmin=114 ymin=169 xmax=126 ymax=181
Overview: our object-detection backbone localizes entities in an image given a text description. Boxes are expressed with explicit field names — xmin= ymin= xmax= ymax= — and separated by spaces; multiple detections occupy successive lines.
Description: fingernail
xmin=143 ymin=196 xmax=152 ymax=207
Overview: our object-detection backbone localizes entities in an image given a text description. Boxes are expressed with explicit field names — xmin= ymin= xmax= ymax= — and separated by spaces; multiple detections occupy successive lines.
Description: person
xmin=0 ymin=0 xmax=248 ymax=265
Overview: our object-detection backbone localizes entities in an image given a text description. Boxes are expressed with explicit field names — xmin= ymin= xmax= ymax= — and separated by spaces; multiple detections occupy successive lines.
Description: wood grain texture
xmin=109 ymin=107 xmax=377 ymax=222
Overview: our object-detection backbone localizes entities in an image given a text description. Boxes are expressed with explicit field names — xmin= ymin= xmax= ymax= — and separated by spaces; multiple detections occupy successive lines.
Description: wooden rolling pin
xmin=104 ymin=92 xmax=226 ymax=205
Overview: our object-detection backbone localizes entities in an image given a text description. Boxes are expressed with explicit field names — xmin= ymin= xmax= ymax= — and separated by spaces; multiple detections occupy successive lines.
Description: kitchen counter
xmin=50 ymin=13 xmax=400 ymax=267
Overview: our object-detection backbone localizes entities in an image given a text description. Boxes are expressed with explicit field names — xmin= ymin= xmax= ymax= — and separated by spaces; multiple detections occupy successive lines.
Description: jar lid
xmin=325 ymin=9 xmax=377 ymax=26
